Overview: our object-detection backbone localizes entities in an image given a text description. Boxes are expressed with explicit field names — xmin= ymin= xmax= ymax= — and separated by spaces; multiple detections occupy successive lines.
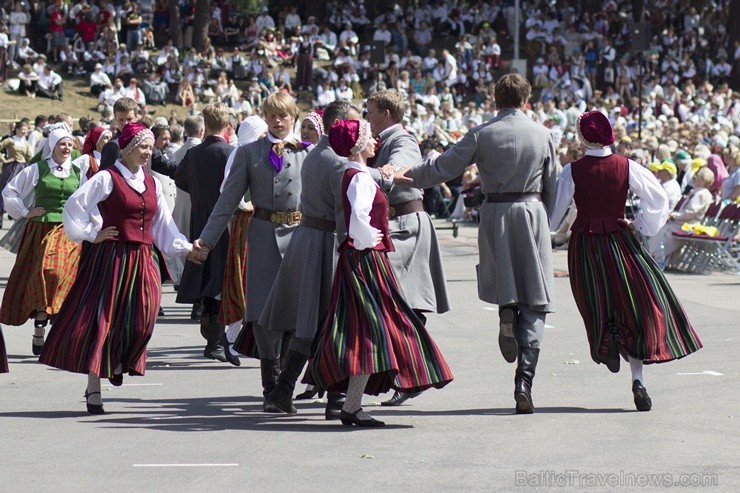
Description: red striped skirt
xmin=0 ymin=221 xmax=57 ymax=325
xmin=0 ymin=326 xmax=8 ymax=373
xmin=217 ymin=210 xmax=251 ymax=325
xmin=568 ymin=229 xmax=702 ymax=365
xmin=39 ymin=241 xmax=161 ymax=378
xmin=306 ymin=248 xmax=454 ymax=395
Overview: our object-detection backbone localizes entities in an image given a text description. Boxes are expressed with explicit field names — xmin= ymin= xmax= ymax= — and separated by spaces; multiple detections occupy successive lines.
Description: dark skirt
xmin=0 ymin=326 xmax=8 ymax=373
xmin=306 ymin=248 xmax=453 ymax=395
xmin=0 ymin=221 xmax=57 ymax=325
xmin=568 ymin=228 xmax=703 ymax=366
xmin=39 ymin=241 xmax=161 ymax=378
xmin=0 ymin=162 xmax=27 ymax=214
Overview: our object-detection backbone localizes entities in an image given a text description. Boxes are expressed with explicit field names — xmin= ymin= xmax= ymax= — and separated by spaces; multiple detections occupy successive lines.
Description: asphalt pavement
xmin=0 ymin=218 xmax=737 ymax=492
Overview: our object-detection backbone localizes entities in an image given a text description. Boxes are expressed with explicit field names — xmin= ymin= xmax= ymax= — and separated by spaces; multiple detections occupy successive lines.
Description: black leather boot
xmin=260 ymin=359 xmax=281 ymax=413
xmin=268 ymin=350 xmax=309 ymax=414
xmin=325 ymin=392 xmax=345 ymax=420
xmin=514 ymin=346 xmax=540 ymax=414
xmin=498 ymin=305 xmax=518 ymax=363
xmin=203 ymin=311 xmax=229 ymax=363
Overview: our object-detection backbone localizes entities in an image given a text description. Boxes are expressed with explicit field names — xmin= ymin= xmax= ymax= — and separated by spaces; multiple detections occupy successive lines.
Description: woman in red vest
xmin=550 ymin=111 xmax=703 ymax=411
xmin=40 ymin=122 xmax=194 ymax=415
xmin=306 ymin=120 xmax=453 ymax=427
xmin=0 ymin=128 xmax=88 ymax=355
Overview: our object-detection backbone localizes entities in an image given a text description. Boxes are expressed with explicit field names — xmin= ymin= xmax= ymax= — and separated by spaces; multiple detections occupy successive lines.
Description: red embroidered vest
xmin=570 ymin=153 xmax=630 ymax=234
xmin=98 ymin=165 xmax=157 ymax=244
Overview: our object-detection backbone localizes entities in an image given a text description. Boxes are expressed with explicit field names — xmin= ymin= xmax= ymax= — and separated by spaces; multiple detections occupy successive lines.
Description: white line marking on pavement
xmin=677 ymin=370 xmax=724 ymax=376
xmin=103 ymin=383 xmax=164 ymax=387
xmin=133 ymin=464 xmax=239 ymax=468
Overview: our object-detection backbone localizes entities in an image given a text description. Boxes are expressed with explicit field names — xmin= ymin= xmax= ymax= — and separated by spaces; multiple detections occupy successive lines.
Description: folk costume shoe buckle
xmin=498 ymin=306 xmax=519 ymax=363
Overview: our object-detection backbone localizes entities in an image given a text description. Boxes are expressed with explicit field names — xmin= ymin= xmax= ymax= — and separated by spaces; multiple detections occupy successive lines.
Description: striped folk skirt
xmin=0 ymin=221 xmax=78 ymax=326
xmin=0 ymin=326 xmax=8 ymax=373
xmin=306 ymin=248 xmax=454 ymax=395
xmin=218 ymin=210 xmax=251 ymax=325
xmin=39 ymin=241 xmax=161 ymax=378
xmin=568 ymin=229 xmax=702 ymax=366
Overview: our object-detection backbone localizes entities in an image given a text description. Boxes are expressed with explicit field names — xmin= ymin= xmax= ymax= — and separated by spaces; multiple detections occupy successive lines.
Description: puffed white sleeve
xmin=220 ymin=146 xmax=249 ymax=211
xmin=550 ymin=163 xmax=575 ymax=230
xmin=347 ymin=171 xmax=381 ymax=251
xmin=63 ymin=171 xmax=112 ymax=243
xmin=150 ymin=176 xmax=193 ymax=257
xmin=629 ymin=160 xmax=669 ymax=236
xmin=2 ymin=163 xmax=40 ymax=219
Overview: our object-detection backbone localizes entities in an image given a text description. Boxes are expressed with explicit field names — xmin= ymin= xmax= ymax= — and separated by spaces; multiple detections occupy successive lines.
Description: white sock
xmin=629 ymin=357 xmax=644 ymax=384
xmin=86 ymin=373 xmax=102 ymax=405
xmin=343 ymin=374 xmax=370 ymax=414
xmin=226 ymin=321 xmax=242 ymax=344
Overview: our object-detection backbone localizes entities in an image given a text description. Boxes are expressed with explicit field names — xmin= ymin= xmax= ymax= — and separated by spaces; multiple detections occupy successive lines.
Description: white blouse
xmin=2 ymin=157 xmax=89 ymax=220
xmin=63 ymin=161 xmax=192 ymax=257
xmin=551 ymin=148 xmax=669 ymax=237
xmin=346 ymin=161 xmax=381 ymax=251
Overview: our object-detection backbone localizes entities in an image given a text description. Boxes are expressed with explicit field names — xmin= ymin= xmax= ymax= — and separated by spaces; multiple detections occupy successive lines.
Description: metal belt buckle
xmin=388 ymin=206 xmax=396 ymax=218
xmin=270 ymin=212 xmax=285 ymax=224
xmin=288 ymin=212 xmax=301 ymax=225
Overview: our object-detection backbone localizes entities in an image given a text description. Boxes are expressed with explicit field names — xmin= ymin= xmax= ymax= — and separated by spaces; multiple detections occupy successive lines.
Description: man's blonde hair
xmin=202 ymin=102 xmax=230 ymax=135
xmin=262 ymin=92 xmax=298 ymax=119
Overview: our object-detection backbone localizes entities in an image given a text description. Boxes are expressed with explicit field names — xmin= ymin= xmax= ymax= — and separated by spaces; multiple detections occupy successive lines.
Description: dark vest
xmin=340 ymin=167 xmax=394 ymax=252
xmin=32 ymin=161 xmax=81 ymax=223
xmin=98 ymin=165 xmax=157 ymax=244
xmin=570 ymin=153 xmax=629 ymax=234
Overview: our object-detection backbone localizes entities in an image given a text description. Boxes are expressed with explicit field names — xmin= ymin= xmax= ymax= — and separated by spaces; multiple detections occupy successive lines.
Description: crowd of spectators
xmin=0 ymin=1 xmax=738 ymax=222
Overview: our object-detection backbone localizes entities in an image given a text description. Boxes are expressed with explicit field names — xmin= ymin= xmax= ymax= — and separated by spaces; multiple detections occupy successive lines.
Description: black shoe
xmin=191 ymin=301 xmax=204 ymax=321
xmin=325 ymin=392 xmax=345 ymax=420
xmin=221 ymin=335 xmax=241 ymax=367
xmin=31 ymin=335 xmax=44 ymax=356
xmin=203 ymin=345 xmax=229 ymax=363
xmin=632 ymin=380 xmax=652 ymax=411
xmin=108 ymin=372 xmax=123 ymax=386
xmin=260 ymin=358 xmax=282 ymax=413
xmin=84 ymin=391 xmax=105 ymax=415
xmin=340 ymin=409 xmax=385 ymax=427
xmin=381 ymin=390 xmax=422 ymax=406
xmin=295 ymin=385 xmax=325 ymax=400
xmin=498 ymin=306 xmax=518 ymax=363
xmin=158 ymin=306 xmax=165 ymax=317
xmin=268 ymin=350 xmax=309 ymax=414
xmin=514 ymin=346 xmax=540 ymax=414
xmin=606 ymin=331 xmax=621 ymax=374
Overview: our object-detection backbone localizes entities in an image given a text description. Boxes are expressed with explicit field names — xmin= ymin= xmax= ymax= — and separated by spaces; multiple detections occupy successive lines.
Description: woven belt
xmin=388 ymin=199 xmax=425 ymax=219
xmin=485 ymin=192 xmax=542 ymax=203
xmin=300 ymin=215 xmax=336 ymax=232
xmin=253 ymin=207 xmax=302 ymax=225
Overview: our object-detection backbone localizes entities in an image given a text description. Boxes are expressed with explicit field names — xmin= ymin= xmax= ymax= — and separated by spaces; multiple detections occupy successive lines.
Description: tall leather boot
xmin=514 ymin=346 xmax=540 ymax=414
xmin=203 ymin=300 xmax=229 ymax=363
xmin=268 ymin=350 xmax=308 ymax=414
xmin=325 ymin=392 xmax=345 ymax=420
xmin=260 ymin=359 xmax=281 ymax=413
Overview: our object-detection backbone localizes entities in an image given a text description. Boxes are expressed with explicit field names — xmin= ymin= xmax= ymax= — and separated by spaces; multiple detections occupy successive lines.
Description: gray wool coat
xmin=199 ymin=136 xmax=309 ymax=322
xmin=374 ymin=124 xmax=450 ymax=314
xmin=408 ymin=108 xmax=558 ymax=312
xmin=259 ymin=136 xmax=392 ymax=339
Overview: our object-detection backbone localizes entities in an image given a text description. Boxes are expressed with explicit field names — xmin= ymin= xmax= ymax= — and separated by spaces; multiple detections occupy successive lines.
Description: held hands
xmin=187 ymin=239 xmax=211 ymax=264
xmin=93 ymin=226 xmax=118 ymax=243
xmin=379 ymin=164 xmax=414 ymax=186
xmin=25 ymin=207 xmax=46 ymax=219
xmin=617 ymin=218 xmax=636 ymax=232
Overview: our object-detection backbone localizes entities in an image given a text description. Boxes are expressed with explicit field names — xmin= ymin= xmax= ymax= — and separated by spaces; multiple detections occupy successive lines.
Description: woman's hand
xmin=25 ymin=207 xmax=46 ymax=219
xmin=93 ymin=226 xmax=118 ymax=243
xmin=617 ymin=218 xmax=636 ymax=232
xmin=372 ymin=231 xmax=384 ymax=247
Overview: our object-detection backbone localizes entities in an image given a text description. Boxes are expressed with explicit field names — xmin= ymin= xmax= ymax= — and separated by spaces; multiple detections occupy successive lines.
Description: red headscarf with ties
xmin=577 ymin=110 xmax=615 ymax=149
xmin=82 ymin=127 xmax=113 ymax=155
xmin=119 ymin=122 xmax=154 ymax=156
xmin=328 ymin=119 xmax=371 ymax=158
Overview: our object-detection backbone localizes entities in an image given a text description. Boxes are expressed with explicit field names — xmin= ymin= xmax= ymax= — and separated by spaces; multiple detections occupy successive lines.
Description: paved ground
xmin=0 ymin=218 xmax=738 ymax=492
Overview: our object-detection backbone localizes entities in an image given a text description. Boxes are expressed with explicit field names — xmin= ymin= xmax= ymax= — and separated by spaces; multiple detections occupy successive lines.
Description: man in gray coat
xmin=192 ymin=93 xmax=309 ymax=412
xmin=366 ymin=89 xmax=450 ymax=407
xmin=395 ymin=74 xmax=558 ymax=414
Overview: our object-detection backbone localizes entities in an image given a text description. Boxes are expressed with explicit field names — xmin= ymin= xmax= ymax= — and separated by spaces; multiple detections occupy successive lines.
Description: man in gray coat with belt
xmin=394 ymin=74 xmax=558 ymax=414
xmin=191 ymin=92 xmax=309 ymax=412
xmin=366 ymin=89 xmax=451 ymax=407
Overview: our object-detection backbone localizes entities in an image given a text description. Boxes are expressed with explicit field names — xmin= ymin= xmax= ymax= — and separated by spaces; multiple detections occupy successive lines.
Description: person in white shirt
xmin=649 ymin=161 xmax=682 ymax=211
xmin=334 ymin=78 xmax=353 ymax=100
xmin=123 ymin=78 xmax=147 ymax=108
xmin=90 ymin=63 xmax=112 ymax=96
xmin=373 ymin=23 xmax=392 ymax=46
xmin=255 ymin=7 xmax=275 ymax=33
xmin=8 ymin=2 xmax=28 ymax=62
xmin=284 ymin=7 xmax=302 ymax=36
xmin=37 ymin=65 xmax=64 ymax=100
